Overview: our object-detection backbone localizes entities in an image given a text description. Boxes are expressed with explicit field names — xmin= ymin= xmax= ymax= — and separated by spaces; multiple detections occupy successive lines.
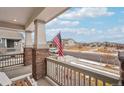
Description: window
xmin=0 ymin=39 xmax=2 ymax=43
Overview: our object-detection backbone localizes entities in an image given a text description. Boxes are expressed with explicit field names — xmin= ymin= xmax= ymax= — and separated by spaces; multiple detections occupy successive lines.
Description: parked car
xmin=49 ymin=48 xmax=58 ymax=54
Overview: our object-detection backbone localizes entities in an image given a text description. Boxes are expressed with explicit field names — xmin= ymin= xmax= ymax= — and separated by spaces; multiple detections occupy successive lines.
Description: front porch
xmin=0 ymin=7 xmax=123 ymax=86
xmin=0 ymin=53 xmax=121 ymax=86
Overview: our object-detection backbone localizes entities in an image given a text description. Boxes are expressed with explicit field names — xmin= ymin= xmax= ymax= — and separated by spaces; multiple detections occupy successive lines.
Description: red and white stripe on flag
xmin=53 ymin=32 xmax=64 ymax=56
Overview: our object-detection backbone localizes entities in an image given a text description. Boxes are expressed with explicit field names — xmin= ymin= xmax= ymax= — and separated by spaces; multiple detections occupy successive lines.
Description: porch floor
xmin=37 ymin=78 xmax=52 ymax=86
xmin=0 ymin=65 xmax=32 ymax=79
xmin=0 ymin=65 xmax=52 ymax=86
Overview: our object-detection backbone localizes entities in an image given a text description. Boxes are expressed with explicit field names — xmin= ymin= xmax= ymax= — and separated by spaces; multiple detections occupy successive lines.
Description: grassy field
xmin=65 ymin=46 xmax=117 ymax=54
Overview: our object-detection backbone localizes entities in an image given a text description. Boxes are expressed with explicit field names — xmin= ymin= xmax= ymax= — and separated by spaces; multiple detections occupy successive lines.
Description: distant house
xmin=47 ymin=38 xmax=77 ymax=48
xmin=62 ymin=39 xmax=76 ymax=47
xmin=0 ymin=29 xmax=24 ymax=54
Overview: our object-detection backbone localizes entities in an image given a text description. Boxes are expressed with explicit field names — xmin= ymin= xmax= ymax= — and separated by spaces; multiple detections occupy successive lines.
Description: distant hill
xmin=47 ymin=39 xmax=124 ymax=49
xmin=80 ymin=42 xmax=124 ymax=49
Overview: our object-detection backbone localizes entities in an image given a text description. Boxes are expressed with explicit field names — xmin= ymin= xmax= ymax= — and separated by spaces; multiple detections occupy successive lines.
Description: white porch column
xmin=32 ymin=19 xmax=49 ymax=80
xmin=34 ymin=19 xmax=47 ymax=49
xmin=24 ymin=31 xmax=33 ymax=66
xmin=25 ymin=31 xmax=33 ymax=48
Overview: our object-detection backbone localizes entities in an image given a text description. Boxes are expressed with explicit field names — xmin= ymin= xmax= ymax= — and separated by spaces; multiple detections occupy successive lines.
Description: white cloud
xmin=59 ymin=20 xmax=79 ymax=26
xmin=59 ymin=7 xmax=115 ymax=19
xmin=46 ymin=18 xmax=58 ymax=26
xmin=47 ymin=8 xmax=114 ymax=29
xmin=96 ymin=26 xmax=124 ymax=41
xmin=46 ymin=27 xmax=97 ymax=37
xmin=47 ymin=18 xmax=80 ymax=28
xmin=46 ymin=25 xmax=124 ymax=39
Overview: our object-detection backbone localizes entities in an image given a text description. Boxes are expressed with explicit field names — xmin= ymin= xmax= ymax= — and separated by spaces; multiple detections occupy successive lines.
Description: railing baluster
xmin=79 ymin=72 xmax=80 ymax=86
xmin=49 ymin=61 xmax=50 ymax=77
xmin=17 ymin=54 xmax=18 ymax=65
xmin=13 ymin=55 xmax=18 ymax=65
xmin=80 ymin=73 xmax=83 ymax=86
xmin=1 ymin=56 xmax=2 ymax=67
xmin=68 ymin=69 xmax=71 ymax=86
xmin=74 ymin=71 xmax=76 ymax=86
xmin=10 ymin=56 xmax=14 ymax=66
xmin=52 ymin=62 xmax=54 ymax=78
xmin=54 ymin=63 xmax=56 ymax=80
xmin=20 ymin=54 xmax=21 ymax=64
xmin=20 ymin=53 xmax=24 ymax=64
xmin=58 ymin=64 xmax=60 ymax=84
xmin=47 ymin=61 xmax=49 ymax=77
xmin=60 ymin=66 xmax=62 ymax=85
xmin=13 ymin=55 xmax=15 ymax=65
xmin=19 ymin=54 xmax=21 ymax=64
xmin=1 ymin=55 xmax=3 ymax=67
xmin=89 ymin=76 xmax=91 ymax=86
xmin=5 ymin=55 xmax=7 ymax=67
xmin=50 ymin=61 xmax=52 ymax=77
xmin=67 ymin=68 xmax=69 ymax=86
xmin=4 ymin=55 xmax=5 ymax=67
xmin=48 ymin=61 xmax=50 ymax=77
xmin=70 ymin=69 xmax=72 ymax=86
xmin=3 ymin=55 xmax=4 ymax=67
xmin=2 ymin=55 xmax=3 ymax=67
xmin=0 ymin=56 xmax=1 ymax=67
xmin=68 ymin=69 xmax=70 ymax=86
xmin=55 ymin=64 xmax=57 ymax=83
xmin=83 ymin=74 xmax=85 ymax=86
xmin=64 ymin=67 xmax=66 ymax=86
xmin=95 ymin=78 xmax=98 ymax=86
xmin=18 ymin=54 xmax=19 ymax=64
xmin=63 ymin=67 xmax=65 ymax=85
xmin=52 ymin=62 xmax=54 ymax=79
xmin=9 ymin=55 xmax=10 ymax=66
xmin=15 ymin=54 xmax=17 ymax=65
xmin=62 ymin=66 xmax=64 ymax=85
xmin=3 ymin=55 xmax=5 ymax=67
xmin=56 ymin=63 xmax=58 ymax=82
xmin=61 ymin=66 xmax=63 ymax=85
xmin=103 ymin=81 xmax=106 ymax=86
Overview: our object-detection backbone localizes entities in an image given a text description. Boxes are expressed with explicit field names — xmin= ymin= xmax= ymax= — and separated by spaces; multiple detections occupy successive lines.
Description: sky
xmin=46 ymin=7 xmax=124 ymax=43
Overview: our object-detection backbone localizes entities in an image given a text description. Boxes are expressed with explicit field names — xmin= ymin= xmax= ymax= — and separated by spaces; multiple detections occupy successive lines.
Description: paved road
xmin=64 ymin=51 xmax=120 ymax=66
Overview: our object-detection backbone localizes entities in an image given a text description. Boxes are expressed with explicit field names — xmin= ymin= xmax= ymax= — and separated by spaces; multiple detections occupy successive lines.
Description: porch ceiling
xmin=0 ymin=7 xmax=69 ymax=31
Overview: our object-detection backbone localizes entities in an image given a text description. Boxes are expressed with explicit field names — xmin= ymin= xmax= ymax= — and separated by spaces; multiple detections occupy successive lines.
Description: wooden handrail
xmin=0 ymin=53 xmax=24 ymax=56
xmin=46 ymin=57 xmax=120 ymax=86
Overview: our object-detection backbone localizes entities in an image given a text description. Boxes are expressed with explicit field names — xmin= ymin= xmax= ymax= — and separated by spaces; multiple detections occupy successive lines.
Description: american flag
xmin=53 ymin=32 xmax=64 ymax=56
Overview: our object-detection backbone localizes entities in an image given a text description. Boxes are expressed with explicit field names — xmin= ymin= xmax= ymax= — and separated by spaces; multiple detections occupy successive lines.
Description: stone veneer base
xmin=24 ymin=48 xmax=33 ymax=66
xmin=32 ymin=48 xmax=49 ymax=80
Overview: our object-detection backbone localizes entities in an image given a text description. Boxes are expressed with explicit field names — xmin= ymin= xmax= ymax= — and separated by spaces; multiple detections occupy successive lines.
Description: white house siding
xmin=0 ymin=28 xmax=24 ymax=54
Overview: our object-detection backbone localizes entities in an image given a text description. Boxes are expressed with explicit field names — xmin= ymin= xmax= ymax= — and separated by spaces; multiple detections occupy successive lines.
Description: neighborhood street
xmin=64 ymin=51 xmax=120 ymax=66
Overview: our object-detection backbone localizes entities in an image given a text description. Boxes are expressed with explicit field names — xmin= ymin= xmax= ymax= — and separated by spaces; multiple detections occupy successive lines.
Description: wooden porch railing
xmin=6 ymin=48 xmax=17 ymax=52
xmin=0 ymin=53 xmax=24 ymax=68
xmin=46 ymin=57 xmax=120 ymax=86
